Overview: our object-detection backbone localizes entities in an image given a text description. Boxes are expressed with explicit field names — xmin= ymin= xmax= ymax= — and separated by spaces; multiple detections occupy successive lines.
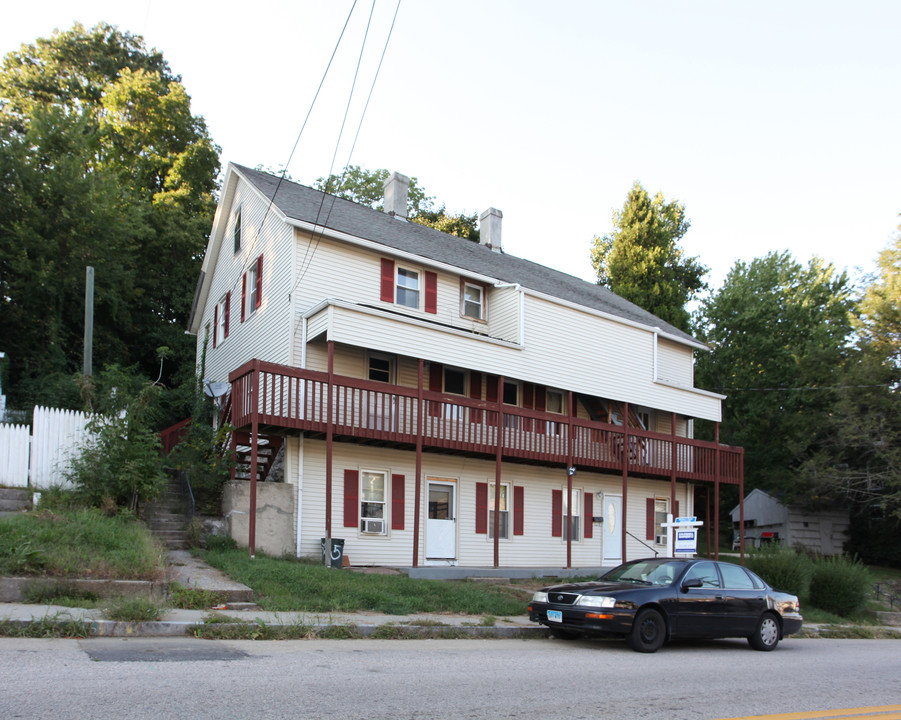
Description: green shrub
xmin=809 ymin=554 xmax=870 ymax=617
xmin=745 ymin=545 xmax=813 ymax=603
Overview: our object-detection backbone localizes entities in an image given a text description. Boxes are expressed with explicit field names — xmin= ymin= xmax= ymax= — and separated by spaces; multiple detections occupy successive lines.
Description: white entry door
xmin=603 ymin=495 xmax=623 ymax=564
xmin=425 ymin=481 xmax=456 ymax=559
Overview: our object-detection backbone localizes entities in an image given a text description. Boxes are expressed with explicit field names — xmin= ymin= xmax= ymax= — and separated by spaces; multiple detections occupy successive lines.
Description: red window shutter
xmin=424 ymin=271 xmax=437 ymax=314
xmin=428 ymin=362 xmax=443 ymax=418
xmin=675 ymin=500 xmax=680 ymax=520
xmin=391 ymin=474 xmax=405 ymax=530
xmin=344 ymin=470 xmax=359 ymax=528
xmin=584 ymin=492 xmax=594 ymax=539
xmin=475 ymin=482 xmax=488 ymax=534
xmin=255 ymin=255 xmax=263 ymax=309
xmin=513 ymin=485 xmax=524 ymax=536
xmin=552 ymin=489 xmax=563 ymax=537
xmin=213 ymin=304 xmax=218 ymax=348
xmin=380 ymin=258 xmax=395 ymax=302
xmin=535 ymin=386 xmax=546 ymax=412
xmin=646 ymin=497 xmax=655 ymax=541
xmin=522 ymin=383 xmax=534 ymax=432
xmin=486 ymin=375 xmax=499 ymax=403
xmin=224 ymin=291 xmax=231 ymax=338
xmin=241 ymin=273 xmax=247 ymax=322
xmin=469 ymin=371 xmax=482 ymax=423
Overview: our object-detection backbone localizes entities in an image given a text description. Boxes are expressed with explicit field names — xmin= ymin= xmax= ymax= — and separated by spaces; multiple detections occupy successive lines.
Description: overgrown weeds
xmin=0 ymin=508 xmax=165 ymax=579
xmin=197 ymin=546 xmax=529 ymax=615
xmin=168 ymin=582 xmax=227 ymax=609
xmin=0 ymin=614 xmax=95 ymax=638
xmin=103 ymin=596 xmax=163 ymax=623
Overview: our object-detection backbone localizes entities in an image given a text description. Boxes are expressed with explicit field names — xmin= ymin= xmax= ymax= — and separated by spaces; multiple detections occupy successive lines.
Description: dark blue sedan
xmin=528 ymin=557 xmax=803 ymax=653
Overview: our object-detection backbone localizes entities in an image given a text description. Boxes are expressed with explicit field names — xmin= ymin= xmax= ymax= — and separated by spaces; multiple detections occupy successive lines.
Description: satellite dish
xmin=203 ymin=380 xmax=230 ymax=398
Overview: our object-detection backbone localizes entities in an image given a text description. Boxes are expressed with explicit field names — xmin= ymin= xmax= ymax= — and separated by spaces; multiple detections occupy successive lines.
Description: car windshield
xmin=601 ymin=560 xmax=685 ymax=586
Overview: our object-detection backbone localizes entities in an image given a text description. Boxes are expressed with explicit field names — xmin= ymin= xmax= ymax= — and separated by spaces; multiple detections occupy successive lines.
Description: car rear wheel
xmin=748 ymin=613 xmax=780 ymax=651
xmin=628 ymin=608 xmax=665 ymax=653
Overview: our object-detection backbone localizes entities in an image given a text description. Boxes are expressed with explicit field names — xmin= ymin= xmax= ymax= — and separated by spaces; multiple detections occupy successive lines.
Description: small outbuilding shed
xmin=731 ymin=488 xmax=849 ymax=555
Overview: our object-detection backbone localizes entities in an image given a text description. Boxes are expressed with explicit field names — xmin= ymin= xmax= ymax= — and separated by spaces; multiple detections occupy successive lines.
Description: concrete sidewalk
xmin=0 ymin=550 xmax=543 ymax=638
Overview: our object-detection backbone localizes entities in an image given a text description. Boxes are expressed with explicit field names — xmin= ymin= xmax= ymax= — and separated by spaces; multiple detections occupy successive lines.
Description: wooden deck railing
xmin=229 ymin=359 xmax=742 ymax=485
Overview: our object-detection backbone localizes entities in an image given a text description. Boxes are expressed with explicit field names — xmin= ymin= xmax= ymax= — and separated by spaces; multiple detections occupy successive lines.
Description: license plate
xmin=547 ymin=610 xmax=563 ymax=623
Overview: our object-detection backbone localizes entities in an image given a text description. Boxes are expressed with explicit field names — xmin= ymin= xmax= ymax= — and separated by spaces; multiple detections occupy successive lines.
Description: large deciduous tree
xmin=590 ymin=181 xmax=707 ymax=333
xmin=694 ymin=251 xmax=855 ymax=499
xmin=316 ymin=165 xmax=479 ymax=241
xmin=0 ymin=23 xmax=219 ymax=415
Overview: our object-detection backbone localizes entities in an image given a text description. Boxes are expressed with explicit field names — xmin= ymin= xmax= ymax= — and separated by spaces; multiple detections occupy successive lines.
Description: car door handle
xmin=715 ymin=595 xmax=724 ymax=600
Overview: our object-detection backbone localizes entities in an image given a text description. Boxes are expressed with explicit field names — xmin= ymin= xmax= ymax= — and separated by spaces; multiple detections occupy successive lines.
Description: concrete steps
xmin=142 ymin=476 xmax=190 ymax=549
xmin=0 ymin=488 xmax=32 ymax=518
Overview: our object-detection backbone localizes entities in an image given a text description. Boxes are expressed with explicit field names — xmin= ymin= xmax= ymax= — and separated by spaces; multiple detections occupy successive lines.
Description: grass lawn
xmin=0 ymin=509 xmax=165 ymax=580
xmin=198 ymin=545 xmax=533 ymax=616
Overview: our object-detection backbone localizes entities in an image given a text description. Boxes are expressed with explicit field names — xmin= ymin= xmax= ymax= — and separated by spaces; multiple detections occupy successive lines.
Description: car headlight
xmin=578 ymin=595 xmax=616 ymax=608
xmin=531 ymin=591 xmax=549 ymax=603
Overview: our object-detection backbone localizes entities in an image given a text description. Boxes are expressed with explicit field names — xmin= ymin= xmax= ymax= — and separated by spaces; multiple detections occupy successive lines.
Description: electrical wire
xmin=292 ymin=0 xmax=402 ymax=306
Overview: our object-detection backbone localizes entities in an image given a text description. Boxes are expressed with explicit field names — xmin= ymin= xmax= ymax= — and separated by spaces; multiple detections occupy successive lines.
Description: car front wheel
xmin=748 ymin=613 xmax=780 ymax=651
xmin=628 ymin=608 xmax=666 ymax=653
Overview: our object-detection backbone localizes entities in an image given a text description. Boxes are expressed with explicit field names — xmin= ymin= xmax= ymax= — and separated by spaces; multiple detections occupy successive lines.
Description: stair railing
xmin=626 ymin=530 xmax=659 ymax=557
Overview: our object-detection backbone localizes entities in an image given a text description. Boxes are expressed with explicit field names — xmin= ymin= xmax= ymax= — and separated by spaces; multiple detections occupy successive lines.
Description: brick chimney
xmin=479 ymin=207 xmax=503 ymax=252
xmin=383 ymin=172 xmax=410 ymax=218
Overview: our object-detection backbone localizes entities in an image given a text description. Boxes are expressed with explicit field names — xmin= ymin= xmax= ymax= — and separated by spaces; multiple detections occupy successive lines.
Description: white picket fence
xmin=0 ymin=406 xmax=94 ymax=489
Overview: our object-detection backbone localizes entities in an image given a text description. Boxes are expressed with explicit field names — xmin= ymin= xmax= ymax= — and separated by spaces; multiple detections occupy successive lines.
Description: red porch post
xmin=714 ymin=422 xmax=721 ymax=561
xmin=739 ymin=446 xmax=746 ymax=563
xmin=413 ymin=358 xmax=424 ymax=567
xmin=670 ymin=412 xmax=677 ymax=522
xmin=621 ymin=402 xmax=629 ymax=563
xmin=325 ymin=341 xmax=334 ymax=539
xmin=248 ymin=362 xmax=258 ymax=558
xmin=566 ymin=391 xmax=575 ymax=569
xmin=493 ymin=375 xmax=505 ymax=568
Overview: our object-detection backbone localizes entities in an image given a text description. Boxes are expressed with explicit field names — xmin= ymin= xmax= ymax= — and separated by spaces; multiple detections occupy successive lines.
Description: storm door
xmin=425 ymin=480 xmax=456 ymax=560
xmin=602 ymin=495 xmax=623 ymax=565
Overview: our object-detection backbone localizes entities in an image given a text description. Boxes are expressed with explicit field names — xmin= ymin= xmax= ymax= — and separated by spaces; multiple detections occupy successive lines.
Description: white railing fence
xmin=0 ymin=406 xmax=94 ymax=489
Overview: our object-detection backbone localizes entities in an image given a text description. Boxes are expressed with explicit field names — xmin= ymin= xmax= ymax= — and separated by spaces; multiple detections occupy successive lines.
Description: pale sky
xmin=3 ymin=1 xmax=899 ymax=293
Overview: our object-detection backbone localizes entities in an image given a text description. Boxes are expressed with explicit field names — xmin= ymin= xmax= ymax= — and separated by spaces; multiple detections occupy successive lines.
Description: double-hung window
xmin=546 ymin=389 xmax=564 ymax=434
xmin=488 ymin=483 xmax=509 ymax=539
xmin=461 ymin=281 xmax=485 ymax=320
xmin=563 ymin=490 xmax=581 ymax=542
xmin=396 ymin=267 xmax=420 ymax=308
xmin=654 ymin=498 xmax=669 ymax=545
xmin=242 ymin=255 xmax=263 ymax=321
xmin=214 ymin=293 xmax=230 ymax=346
xmin=360 ymin=471 xmax=387 ymax=535
xmin=232 ymin=208 xmax=242 ymax=253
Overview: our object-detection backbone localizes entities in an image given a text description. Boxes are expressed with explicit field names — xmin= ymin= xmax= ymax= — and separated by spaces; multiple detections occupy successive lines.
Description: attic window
xmin=233 ymin=208 xmax=242 ymax=253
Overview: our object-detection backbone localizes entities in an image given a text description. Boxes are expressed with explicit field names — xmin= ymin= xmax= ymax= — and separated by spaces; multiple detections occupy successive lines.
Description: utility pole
xmin=83 ymin=266 xmax=94 ymax=376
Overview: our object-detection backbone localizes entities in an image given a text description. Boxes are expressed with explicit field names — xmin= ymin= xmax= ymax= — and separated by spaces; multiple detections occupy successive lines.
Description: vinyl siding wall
xmin=199 ymin=177 xmax=295 ymax=383
xmin=286 ymin=439 xmax=692 ymax=567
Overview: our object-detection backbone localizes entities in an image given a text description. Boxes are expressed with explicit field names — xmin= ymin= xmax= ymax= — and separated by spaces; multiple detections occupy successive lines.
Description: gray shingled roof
xmin=235 ymin=164 xmax=699 ymax=345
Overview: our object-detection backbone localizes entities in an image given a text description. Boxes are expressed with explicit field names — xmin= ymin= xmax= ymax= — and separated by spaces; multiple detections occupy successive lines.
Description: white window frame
xmin=563 ymin=488 xmax=581 ymax=542
xmin=461 ymin=281 xmax=486 ymax=321
xmin=247 ymin=261 xmax=259 ymax=317
xmin=654 ymin=497 xmax=670 ymax=545
xmin=360 ymin=470 xmax=387 ymax=535
xmin=233 ymin=207 xmax=242 ymax=254
xmin=215 ymin=295 xmax=228 ymax=346
xmin=488 ymin=482 xmax=510 ymax=540
xmin=395 ymin=266 xmax=420 ymax=309
xmin=546 ymin=389 xmax=564 ymax=434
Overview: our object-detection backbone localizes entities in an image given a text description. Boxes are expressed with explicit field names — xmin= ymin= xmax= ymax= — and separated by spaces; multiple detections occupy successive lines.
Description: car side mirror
xmin=681 ymin=578 xmax=702 ymax=592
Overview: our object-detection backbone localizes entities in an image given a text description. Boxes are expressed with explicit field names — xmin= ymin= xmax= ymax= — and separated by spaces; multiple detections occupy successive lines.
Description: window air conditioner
xmin=655 ymin=534 xmax=668 ymax=545
xmin=363 ymin=519 xmax=385 ymax=534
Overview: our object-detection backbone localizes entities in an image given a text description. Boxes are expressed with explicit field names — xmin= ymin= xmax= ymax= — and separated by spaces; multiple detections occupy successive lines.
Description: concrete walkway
xmin=0 ymin=550 xmax=543 ymax=638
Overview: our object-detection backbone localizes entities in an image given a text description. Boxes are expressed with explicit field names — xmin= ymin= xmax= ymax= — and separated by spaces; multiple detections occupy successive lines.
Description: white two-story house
xmin=187 ymin=163 xmax=742 ymax=569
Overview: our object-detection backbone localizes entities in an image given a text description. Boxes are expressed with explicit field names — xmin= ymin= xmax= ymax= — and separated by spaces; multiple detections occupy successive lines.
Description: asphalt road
xmin=1 ymin=636 xmax=899 ymax=719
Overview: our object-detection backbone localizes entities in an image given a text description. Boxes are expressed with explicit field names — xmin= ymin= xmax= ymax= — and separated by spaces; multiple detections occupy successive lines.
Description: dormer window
xmin=461 ymin=281 xmax=485 ymax=321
